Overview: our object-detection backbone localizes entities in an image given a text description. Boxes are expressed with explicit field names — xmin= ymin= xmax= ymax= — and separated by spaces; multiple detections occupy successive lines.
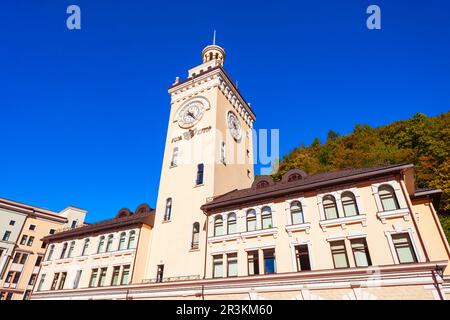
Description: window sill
xmin=208 ymin=228 xmax=278 ymax=243
xmin=194 ymin=183 xmax=204 ymax=188
xmin=319 ymin=215 xmax=367 ymax=231
xmin=376 ymin=208 xmax=410 ymax=223
xmin=241 ymin=227 xmax=278 ymax=239
xmin=208 ymin=233 xmax=241 ymax=243
xmin=285 ymin=223 xmax=311 ymax=235
xmin=162 ymin=219 xmax=172 ymax=224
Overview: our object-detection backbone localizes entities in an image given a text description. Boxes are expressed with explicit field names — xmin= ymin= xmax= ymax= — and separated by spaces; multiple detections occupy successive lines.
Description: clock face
xmin=227 ymin=111 xmax=242 ymax=141
xmin=177 ymin=101 xmax=205 ymax=128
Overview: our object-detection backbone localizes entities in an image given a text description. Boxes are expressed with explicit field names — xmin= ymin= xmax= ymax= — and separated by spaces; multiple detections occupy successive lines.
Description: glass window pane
xmin=331 ymin=241 xmax=349 ymax=268
xmin=213 ymin=255 xmax=223 ymax=278
xmin=393 ymin=234 xmax=417 ymax=263
xmin=381 ymin=198 xmax=397 ymax=211
xmin=325 ymin=206 xmax=338 ymax=219
xmin=227 ymin=254 xmax=238 ymax=277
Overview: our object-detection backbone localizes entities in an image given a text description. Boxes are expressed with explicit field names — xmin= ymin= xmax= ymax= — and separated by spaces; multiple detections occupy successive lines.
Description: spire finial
xmin=213 ymin=30 xmax=216 ymax=45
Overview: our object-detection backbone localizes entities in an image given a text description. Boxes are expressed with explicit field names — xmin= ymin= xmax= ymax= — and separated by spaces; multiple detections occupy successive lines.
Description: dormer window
xmin=288 ymin=173 xmax=302 ymax=182
xmin=256 ymin=181 xmax=269 ymax=189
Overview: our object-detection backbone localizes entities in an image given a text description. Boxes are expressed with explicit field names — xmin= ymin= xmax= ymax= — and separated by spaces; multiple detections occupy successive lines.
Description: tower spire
xmin=213 ymin=30 xmax=216 ymax=45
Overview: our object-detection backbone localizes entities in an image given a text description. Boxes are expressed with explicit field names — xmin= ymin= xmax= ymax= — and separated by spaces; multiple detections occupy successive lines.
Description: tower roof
xmin=202 ymin=44 xmax=226 ymax=66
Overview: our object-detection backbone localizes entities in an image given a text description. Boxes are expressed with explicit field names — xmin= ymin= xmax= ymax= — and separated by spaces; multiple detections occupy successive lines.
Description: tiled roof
xmin=42 ymin=208 xmax=155 ymax=242
xmin=202 ymin=163 xmax=415 ymax=212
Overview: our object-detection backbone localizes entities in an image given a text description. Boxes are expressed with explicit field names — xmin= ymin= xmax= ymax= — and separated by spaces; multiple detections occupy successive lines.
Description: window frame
xmin=350 ymin=238 xmax=372 ymax=267
xmin=330 ymin=240 xmax=350 ymax=269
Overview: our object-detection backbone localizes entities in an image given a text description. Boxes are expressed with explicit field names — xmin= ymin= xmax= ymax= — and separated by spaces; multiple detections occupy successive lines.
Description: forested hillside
xmin=273 ymin=112 xmax=450 ymax=240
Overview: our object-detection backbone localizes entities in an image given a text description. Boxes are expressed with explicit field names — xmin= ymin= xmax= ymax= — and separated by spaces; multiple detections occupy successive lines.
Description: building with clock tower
xmin=144 ymin=44 xmax=256 ymax=281
xmin=29 ymin=43 xmax=450 ymax=301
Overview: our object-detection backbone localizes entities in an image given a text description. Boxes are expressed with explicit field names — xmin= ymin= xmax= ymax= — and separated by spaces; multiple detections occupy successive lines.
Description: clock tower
xmin=144 ymin=44 xmax=256 ymax=281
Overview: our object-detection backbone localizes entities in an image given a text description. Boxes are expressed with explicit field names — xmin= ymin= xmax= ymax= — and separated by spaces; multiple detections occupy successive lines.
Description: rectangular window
xmin=351 ymin=239 xmax=372 ymax=267
xmin=3 ymin=231 xmax=11 ymax=241
xmin=263 ymin=249 xmax=276 ymax=274
xmin=41 ymin=241 xmax=47 ymax=249
xmin=227 ymin=253 xmax=238 ymax=277
xmin=29 ymin=224 xmax=36 ymax=231
xmin=156 ymin=264 xmax=164 ymax=283
xmin=89 ymin=269 xmax=98 ymax=288
xmin=58 ymin=272 xmax=67 ymax=290
xmin=20 ymin=235 xmax=28 ymax=245
xmin=212 ymin=255 xmax=223 ymax=278
xmin=27 ymin=236 xmax=34 ymax=246
xmin=49 ymin=229 xmax=56 ymax=235
xmin=111 ymin=266 xmax=120 ymax=286
xmin=13 ymin=252 xmax=21 ymax=264
xmin=28 ymin=274 xmax=37 ymax=286
xmin=37 ymin=274 xmax=46 ymax=291
xmin=9 ymin=220 xmax=15 ymax=226
xmin=98 ymin=268 xmax=107 ymax=287
xmin=295 ymin=245 xmax=311 ymax=271
xmin=51 ymin=273 xmax=60 ymax=290
xmin=23 ymin=290 xmax=31 ymax=300
xmin=5 ymin=272 xmax=14 ymax=283
xmin=71 ymin=220 xmax=77 ymax=229
xmin=19 ymin=253 xmax=28 ymax=264
xmin=196 ymin=164 xmax=204 ymax=185
xmin=330 ymin=240 xmax=349 ymax=269
xmin=392 ymin=233 xmax=418 ymax=264
xmin=247 ymin=251 xmax=259 ymax=276
xmin=73 ymin=270 xmax=82 ymax=289
xmin=121 ymin=265 xmax=130 ymax=285
xmin=12 ymin=272 xmax=21 ymax=284
xmin=35 ymin=255 xmax=43 ymax=267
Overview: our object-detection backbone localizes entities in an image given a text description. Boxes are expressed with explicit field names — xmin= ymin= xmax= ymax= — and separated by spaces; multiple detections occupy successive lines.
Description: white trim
xmin=319 ymin=215 xmax=367 ymax=231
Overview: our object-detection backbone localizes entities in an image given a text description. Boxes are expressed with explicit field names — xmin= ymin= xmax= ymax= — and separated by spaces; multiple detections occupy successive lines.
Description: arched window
xmin=106 ymin=235 xmax=114 ymax=252
xmin=214 ymin=216 xmax=224 ymax=236
xmin=171 ymin=147 xmax=179 ymax=167
xmin=261 ymin=206 xmax=273 ymax=229
xmin=47 ymin=245 xmax=55 ymax=261
xmin=256 ymin=181 xmax=269 ymax=189
xmin=128 ymin=231 xmax=136 ymax=249
xmin=118 ymin=232 xmax=126 ymax=250
xmin=60 ymin=243 xmax=68 ymax=259
xmin=227 ymin=213 xmax=237 ymax=234
xmin=378 ymin=185 xmax=400 ymax=211
xmin=81 ymin=239 xmax=90 ymax=256
xmin=67 ymin=241 xmax=75 ymax=258
xmin=196 ymin=164 xmax=204 ymax=185
xmin=191 ymin=222 xmax=200 ymax=249
xmin=323 ymin=195 xmax=338 ymax=220
xmin=164 ymin=198 xmax=172 ymax=221
xmin=246 ymin=209 xmax=257 ymax=231
xmin=290 ymin=201 xmax=304 ymax=225
xmin=341 ymin=192 xmax=359 ymax=217
xmin=97 ymin=236 xmax=105 ymax=253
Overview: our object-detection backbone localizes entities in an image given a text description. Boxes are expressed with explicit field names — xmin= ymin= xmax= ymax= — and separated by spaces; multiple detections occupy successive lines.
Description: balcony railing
xmin=141 ymin=275 xmax=200 ymax=284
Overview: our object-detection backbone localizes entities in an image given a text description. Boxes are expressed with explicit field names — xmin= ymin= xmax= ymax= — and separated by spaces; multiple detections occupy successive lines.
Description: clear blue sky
xmin=1 ymin=1 xmax=449 ymax=222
